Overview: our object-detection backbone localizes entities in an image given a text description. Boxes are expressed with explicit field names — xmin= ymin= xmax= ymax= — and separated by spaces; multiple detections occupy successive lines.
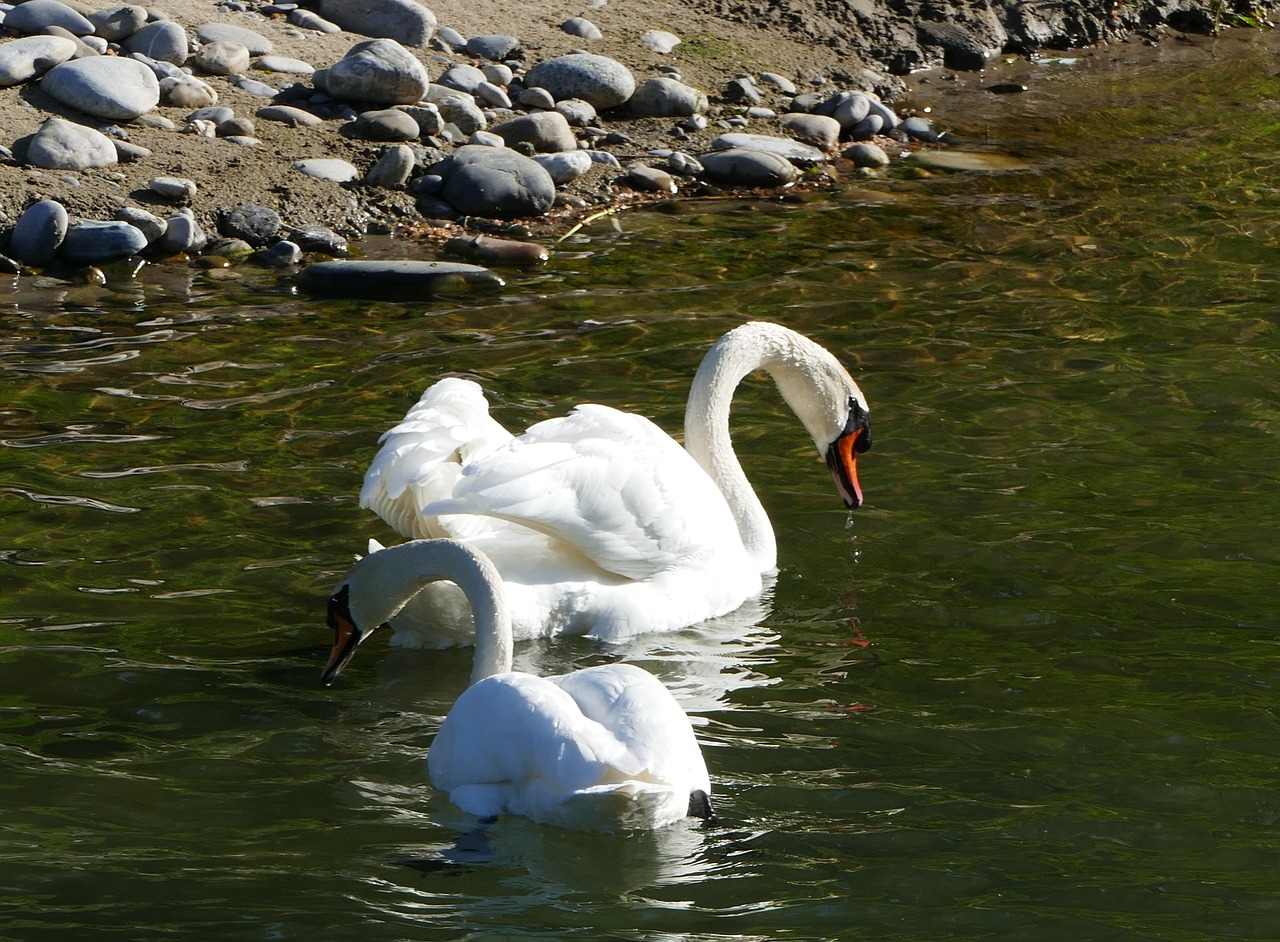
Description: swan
xmin=323 ymin=538 xmax=715 ymax=832
xmin=357 ymin=321 xmax=872 ymax=645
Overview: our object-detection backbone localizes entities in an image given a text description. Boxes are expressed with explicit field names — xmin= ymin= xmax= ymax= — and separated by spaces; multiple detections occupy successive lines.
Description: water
xmin=3 ymin=33 xmax=1280 ymax=941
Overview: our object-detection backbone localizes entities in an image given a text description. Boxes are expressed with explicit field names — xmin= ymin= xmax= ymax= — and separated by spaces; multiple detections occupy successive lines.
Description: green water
xmin=3 ymin=33 xmax=1279 ymax=941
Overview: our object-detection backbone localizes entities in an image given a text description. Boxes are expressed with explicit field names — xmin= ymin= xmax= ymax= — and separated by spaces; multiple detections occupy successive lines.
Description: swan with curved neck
xmin=356 ymin=321 xmax=871 ymax=644
xmin=324 ymin=539 xmax=714 ymax=832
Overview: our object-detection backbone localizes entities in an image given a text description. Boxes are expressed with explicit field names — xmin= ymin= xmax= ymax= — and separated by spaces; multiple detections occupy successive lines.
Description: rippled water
xmin=4 ymin=32 xmax=1280 ymax=941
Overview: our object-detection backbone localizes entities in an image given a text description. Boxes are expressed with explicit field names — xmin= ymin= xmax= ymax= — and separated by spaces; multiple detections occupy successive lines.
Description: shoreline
xmin=0 ymin=0 xmax=1272 ymax=276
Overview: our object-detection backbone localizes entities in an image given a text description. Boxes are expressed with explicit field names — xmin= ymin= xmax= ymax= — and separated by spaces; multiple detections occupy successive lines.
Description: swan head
xmin=322 ymin=580 xmax=383 ymax=686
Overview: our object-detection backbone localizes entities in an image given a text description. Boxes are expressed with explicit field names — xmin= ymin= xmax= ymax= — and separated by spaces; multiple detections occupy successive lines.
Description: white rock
xmin=41 ymin=56 xmax=159 ymax=120
xmin=532 ymin=150 xmax=593 ymax=185
xmin=640 ymin=30 xmax=681 ymax=54
xmin=0 ymin=35 xmax=78 ymax=87
xmin=26 ymin=117 xmax=117 ymax=169
xmin=523 ymin=53 xmax=635 ymax=109
xmin=161 ymin=75 xmax=219 ymax=108
xmin=293 ymin=158 xmax=360 ymax=183
xmin=194 ymin=41 xmax=251 ymax=76
xmin=196 ymin=22 xmax=272 ymax=56
xmin=253 ymin=55 xmax=314 ymax=75
xmin=122 ymin=20 xmax=187 ymax=65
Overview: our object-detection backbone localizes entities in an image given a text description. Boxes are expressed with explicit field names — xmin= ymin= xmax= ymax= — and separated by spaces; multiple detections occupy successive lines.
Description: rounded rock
xmin=433 ymin=144 xmax=556 ymax=219
xmin=438 ymin=63 xmax=485 ymax=93
xmin=219 ymin=204 xmax=281 ymax=246
xmin=59 ymin=220 xmax=148 ymax=265
xmin=523 ymin=53 xmax=635 ymax=110
xmin=154 ymin=210 xmax=207 ymax=255
xmin=352 ymin=108 xmax=420 ymax=141
xmin=531 ymin=150 xmax=593 ymax=185
xmin=640 ymin=30 xmax=681 ymax=54
xmin=465 ymin=34 xmax=519 ymax=61
xmin=518 ymin=86 xmax=555 ymax=110
xmin=295 ymin=259 xmax=503 ymax=295
xmin=293 ymin=158 xmax=361 ymax=183
xmin=711 ymin=132 xmax=827 ymax=165
xmin=256 ymin=104 xmax=322 ymax=127
xmin=629 ymin=77 xmax=706 ymax=117
xmin=194 ymin=40 xmax=251 ymax=75
xmin=325 ymin=39 xmax=429 ymax=105
xmin=254 ymin=56 xmax=314 ymax=76
xmin=113 ymin=206 xmax=166 ymax=243
xmin=149 ymin=176 xmax=198 ymax=201
xmin=9 ymin=198 xmax=69 ymax=265
xmin=554 ymin=98 xmax=597 ymax=128
xmin=699 ymin=148 xmax=799 ymax=187
xmin=287 ymin=225 xmax=348 ymax=255
xmin=122 ymin=20 xmax=187 ymax=65
xmin=40 ymin=56 xmax=159 ymax=120
xmin=0 ymin=36 xmax=78 ymax=87
xmin=780 ymin=113 xmax=841 ymax=152
xmin=491 ymin=111 xmax=576 ymax=153
xmin=843 ymin=141 xmax=891 ymax=168
xmin=365 ymin=143 xmax=416 ymax=187
xmin=316 ymin=0 xmax=437 ymax=47
xmin=561 ymin=17 xmax=602 ymax=40
xmin=87 ymin=4 xmax=148 ymax=42
xmin=5 ymin=0 xmax=93 ymax=36
xmin=195 ymin=22 xmax=273 ymax=56
xmin=161 ymin=75 xmax=219 ymax=109
xmin=26 ymin=117 xmax=117 ymax=170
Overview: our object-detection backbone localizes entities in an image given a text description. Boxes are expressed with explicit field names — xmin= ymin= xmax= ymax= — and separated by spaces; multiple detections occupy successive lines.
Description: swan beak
xmin=322 ymin=585 xmax=363 ymax=686
xmin=826 ymin=400 xmax=871 ymax=510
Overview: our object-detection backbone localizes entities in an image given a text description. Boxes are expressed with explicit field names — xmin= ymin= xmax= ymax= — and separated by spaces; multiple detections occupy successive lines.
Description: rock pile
xmin=0 ymin=0 xmax=938 ymax=279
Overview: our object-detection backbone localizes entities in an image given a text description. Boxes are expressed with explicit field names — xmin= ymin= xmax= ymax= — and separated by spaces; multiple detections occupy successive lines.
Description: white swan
xmin=357 ymin=321 xmax=872 ymax=645
xmin=323 ymin=538 xmax=714 ymax=832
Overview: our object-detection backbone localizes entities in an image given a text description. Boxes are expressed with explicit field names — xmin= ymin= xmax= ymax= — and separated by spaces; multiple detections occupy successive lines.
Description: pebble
xmin=257 ymin=104 xmax=322 ymax=127
xmin=398 ymin=103 xmax=444 ymax=137
xmin=531 ymin=149 xmax=593 ymax=184
xmin=475 ymin=81 xmax=511 ymax=109
xmin=60 ymin=219 xmax=148 ymax=265
xmin=149 ymin=176 xmax=198 ymax=201
xmin=229 ymin=74 xmax=277 ymax=98
xmin=161 ymin=76 xmax=220 ymax=109
xmin=255 ymin=239 xmax=303 ymax=266
xmin=465 ymin=35 xmax=520 ymax=61
xmin=491 ymin=111 xmax=576 ymax=153
xmin=293 ymin=158 xmax=360 ymax=182
xmin=0 ymin=36 xmax=78 ymax=87
xmin=41 ymin=56 xmax=159 ymax=120
xmin=112 ymin=139 xmax=151 ymax=161
xmin=254 ymin=56 xmax=314 ymax=76
xmin=759 ymin=72 xmax=797 ymax=94
xmin=444 ymin=234 xmax=548 ymax=266
xmin=287 ymin=9 xmax=340 ymax=34
xmin=113 ymin=206 xmax=166 ymax=242
xmin=217 ymin=116 xmax=255 ymax=137
xmin=725 ymin=77 xmax=762 ymax=106
xmin=900 ymin=116 xmax=943 ymax=142
xmin=44 ymin=26 xmax=100 ymax=59
xmin=295 ymin=259 xmax=504 ymax=295
xmin=5 ymin=0 xmax=94 ymax=36
xmin=482 ymin=63 xmax=513 ymax=86
xmin=155 ymin=209 xmax=207 ymax=255
xmin=468 ymin=130 xmax=504 ymax=148
xmin=196 ymin=22 xmax=273 ymax=56
xmin=432 ymin=144 xmax=556 ymax=219
xmin=780 ymin=113 xmax=841 ymax=151
xmin=626 ymin=162 xmax=677 ymax=193
xmin=189 ymin=106 xmax=235 ymax=125
xmin=433 ymin=94 xmax=486 ymax=135
xmin=711 ymin=132 xmax=827 ymax=165
xmin=219 ymin=204 xmax=281 ymax=245
xmin=9 ymin=198 xmax=68 ymax=265
xmin=204 ymin=237 xmax=255 ymax=261
xmin=315 ymin=0 xmax=438 ymax=47
xmin=322 ymin=38 xmax=429 ymax=105
xmin=439 ymin=63 xmax=486 ymax=93
xmin=561 ymin=18 xmax=602 ymax=40
xmin=523 ymin=53 xmax=635 ymax=109
xmin=352 ymin=108 xmax=420 ymax=141
xmin=842 ymin=142 xmax=890 ymax=168
xmin=554 ymin=98 xmax=597 ymax=128
xmin=122 ymin=21 xmax=188 ymax=65
xmin=629 ymin=77 xmax=706 ymax=117
xmin=286 ymin=224 xmax=348 ymax=255
xmin=699 ymin=148 xmax=799 ymax=187
xmin=519 ymin=86 xmax=556 ymax=110
xmin=665 ymin=151 xmax=703 ymax=176
xmin=640 ymin=30 xmax=681 ymax=54
xmin=435 ymin=26 xmax=468 ymax=51
xmin=195 ymin=41 xmax=252 ymax=75
xmin=87 ymin=5 xmax=148 ymax=42
xmin=26 ymin=117 xmax=117 ymax=170
xmin=365 ymin=143 xmax=416 ymax=187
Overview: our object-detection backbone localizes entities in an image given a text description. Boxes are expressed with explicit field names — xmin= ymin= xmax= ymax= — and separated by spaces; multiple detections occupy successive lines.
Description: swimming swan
xmin=323 ymin=538 xmax=715 ymax=832
xmin=358 ymin=321 xmax=872 ymax=645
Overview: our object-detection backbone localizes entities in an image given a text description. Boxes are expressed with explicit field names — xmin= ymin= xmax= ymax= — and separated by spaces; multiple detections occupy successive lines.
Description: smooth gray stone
xmin=396 ymin=103 xmax=443 ymax=136
xmin=217 ymin=116 xmax=254 ymax=137
xmin=665 ymin=151 xmax=702 ymax=176
xmin=204 ymin=237 xmax=255 ymax=261
xmin=554 ymin=98 xmax=597 ymax=128
xmin=228 ymin=73 xmax=276 ymax=97
xmin=219 ymin=204 xmax=281 ymax=246
xmin=438 ymin=63 xmax=485 ymax=93
xmin=711 ymin=133 xmax=827 ymax=164
xmin=295 ymin=260 xmax=503 ymax=295
xmin=194 ymin=40 xmax=251 ymax=75
xmin=113 ymin=206 xmax=166 ymax=242
xmin=482 ymin=63 xmax=512 ymax=85
xmin=842 ymin=142 xmax=890 ymax=168
xmin=195 ymin=22 xmax=272 ymax=55
xmin=626 ymin=162 xmax=676 ymax=193
xmin=901 ymin=116 xmax=943 ymax=142
xmin=780 ymin=113 xmax=840 ymax=151
xmin=532 ymin=150 xmax=592 ymax=184
xmin=523 ymin=53 xmax=634 ymax=109
xmin=759 ymin=71 xmax=797 ymax=94
xmin=491 ymin=111 xmax=576 ymax=153
xmin=26 ymin=117 xmax=117 ymax=169
xmin=0 ymin=35 xmax=78 ymax=86
xmin=287 ymin=9 xmax=340 ymax=33
xmin=293 ymin=158 xmax=360 ymax=182
xmin=640 ymin=29 xmax=680 ymax=53
xmin=699 ymin=147 xmax=799 ymax=187
xmin=847 ymin=114 xmax=884 ymax=139
xmin=432 ymin=93 xmax=485 ymax=135
xmin=286 ymin=224 xmax=348 ymax=255
xmin=433 ymin=144 xmax=556 ymax=219
xmin=865 ymin=95 xmax=900 ymax=130
xmin=474 ymin=81 xmax=510 ymax=108
xmin=9 ymin=198 xmax=68 ymax=265
xmin=188 ymin=105 xmax=235 ymax=125
xmin=253 ymin=55 xmax=313 ymax=75
xmin=112 ymin=138 xmax=151 ymax=161
xmin=436 ymin=26 xmax=467 ymax=50
xmin=41 ymin=25 xmax=100 ymax=59
xmin=316 ymin=0 xmax=436 ymax=46
xmin=352 ymin=108 xmax=419 ymax=141
xmin=153 ymin=210 xmax=207 ymax=255
xmin=561 ymin=17 xmax=602 ymax=40
xmin=256 ymin=104 xmax=322 ymax=127
xmin=160 ymin=75 xmax=218 ymax=108
xmin=518 ymin=86 xmax=555 ymax=110
xmin=465 ymin=34 xmax=519 ymax=61
xmin=122 ymin=20 xmax=187 ymax=65
xmin=41 ymin=56 xmax=159 ymax=119
xmin=255 ymin=240 xmax=303 ymax=266
xmin=629 ymin=77 xmax=706 ymax=117
xmin=149 ymin=176 xmax=198 ymax=200
xmin=468 ymin=130 xmax=504 ymax=148
xmin=5 ymin=0 xmax=93 ymax=36
xmin=365 ymin=143 xmax=416 ymax=187
xmin=325 ymin=38 xmax=429 ymax=105
xmin=59 ymin=220 xmax=148 ymax=265
xmin=87 ymin=4 xmax=148 ymax=42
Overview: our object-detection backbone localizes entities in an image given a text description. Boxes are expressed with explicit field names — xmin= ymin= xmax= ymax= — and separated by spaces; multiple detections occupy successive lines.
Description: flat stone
xmin=903 ymin=150 xmax=1029 ymax=172
xmin=523 ymin=53 xmax=634 ymax=109
xmin=161 ymin=75 xmax=219 ymax=109
xmin=699 ymin=147 xmax=799 ymax=187
xmin=465 ymin=34 xmax=519 ymax=61
xmin=626 ymin=162 xmax=677 ymax=193
xmin=112 ymin=139 xmax=151 ymax=161
xmin=629 ymin=77 xmax=706 ymax=117
xmin=286 ymin=224 xmax=348 ymax=255
xmin=780 ymin=113 xmax=841 ymax=151
xmin=518 ymin=86 xmax=555 ymax=110
xmin=256 ymin=104 xmax=322 ymax=127
xmin=640 ymin=30 xmax=681 ymax=53
xmin=87 ymin=4 xmax=148 ymax=42
xmin=26 ymin=117 xmax=117 ymax=169
xmin=194 ymin=40 xmax=251 ymax=75
xmin=351 ymin=107 xmax=420 ymax=141
xmin=323 ymin=38 xmax=429 ymax=105
xmin=219 ymin=204 xmax=281 ymax=246
xmin=293 ymin=158 xmax=360 ymax=183
xmin=188 ymin=105 xmax=235 ymax=125
xmin=149 ymin=176 xmax=198 ymax=200
xmin=41 ymin=25 xmax=100 ymax=60
xmin=438 ymin=63 xmax=485 ymax=93
xmin=5 ymin=0 xmax=93 ymax=36
xmin=287 ymin=9 xmax=341 ymax=34
xmin=256 ymin=240 xmax=304 ymax=266
xmin=295 ymin=260 xmax=504 ymax=295
xmin=59 ymin=220 xmax=148 ymax=265
xmin=122 ymin=20 xmax=187 ymax=65
xmin=842 ymin=142 xmax=891 ymax=168
xmin=491 ymin=111 xmax=576 ymax=153
xmin=316 ymin=0 xmax=437 ymax=46
xmin=9 ymin=198 xmax=68 ymax=265
xmin=711 ymin=133 xmax=827 ymax=164
xmin=759 ymin=72 xmax=797 ymax=94
xmin=229 ymin=74 xmax=277 ymax=97
xmin=554 ymin=98 xmax=597 ymax=128
xmin=0 ymin=36 xmax=78 ymax=87
xmin=432 ymin=144 xmax=556 ymax=219
xmin=196 ymin=22 xmax=273 ymax=56
xmin=254 ymin=55 xmax=314 ymax=75
xmin=41 ymin=56 xmax=159 ymax=120
xmin=474 ymin=81 xmax=510 ymax=108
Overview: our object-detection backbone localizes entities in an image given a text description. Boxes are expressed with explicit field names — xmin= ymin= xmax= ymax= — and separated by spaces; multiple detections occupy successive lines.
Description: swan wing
xmin=426 ymin=404 xmax=742 ymax=581
xmin=359 ymin=378 xmax=514 ymax=541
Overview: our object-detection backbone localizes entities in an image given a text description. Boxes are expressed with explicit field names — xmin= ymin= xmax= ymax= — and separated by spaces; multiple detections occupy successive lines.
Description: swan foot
xmin=688 ymin=789 xmax=715 ymax=822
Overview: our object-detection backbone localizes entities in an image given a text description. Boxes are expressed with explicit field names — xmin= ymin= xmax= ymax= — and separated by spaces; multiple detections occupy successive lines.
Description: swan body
xmin=323 ymin=539 xmax=713 ymax=832
xmin=358 ymin=321 xmax=871 ymax=645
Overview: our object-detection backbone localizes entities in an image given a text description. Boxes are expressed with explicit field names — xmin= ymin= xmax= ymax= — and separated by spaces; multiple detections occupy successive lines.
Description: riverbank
xmin=0 ymin=0 xmax=1274 ymax=269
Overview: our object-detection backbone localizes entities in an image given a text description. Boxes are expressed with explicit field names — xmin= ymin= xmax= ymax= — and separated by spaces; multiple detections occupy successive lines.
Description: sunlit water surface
xmin=2 ymin=31 xmax=1279 ymax=942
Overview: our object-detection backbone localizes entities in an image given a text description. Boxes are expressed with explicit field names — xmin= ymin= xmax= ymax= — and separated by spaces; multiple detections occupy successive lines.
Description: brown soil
xmin=0 ymin=0 xmax=1264 ymax=251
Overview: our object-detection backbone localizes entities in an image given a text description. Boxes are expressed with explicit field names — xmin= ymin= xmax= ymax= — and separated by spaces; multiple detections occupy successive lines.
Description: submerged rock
xmin=295 ymin=259 xmax=504 ymax=295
